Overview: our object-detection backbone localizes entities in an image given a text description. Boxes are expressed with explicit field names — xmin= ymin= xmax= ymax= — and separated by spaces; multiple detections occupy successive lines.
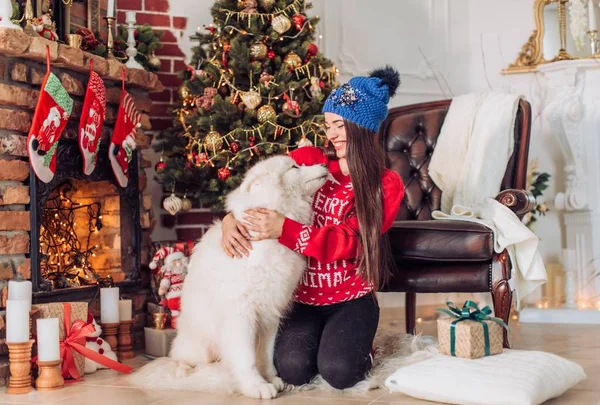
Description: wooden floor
xmin=1 ymin=308 xmax=597 ymax=405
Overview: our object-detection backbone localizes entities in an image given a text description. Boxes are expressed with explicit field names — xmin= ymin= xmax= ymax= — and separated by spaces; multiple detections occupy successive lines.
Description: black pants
xmin=274 ymin=293 xmax=380 ymax=390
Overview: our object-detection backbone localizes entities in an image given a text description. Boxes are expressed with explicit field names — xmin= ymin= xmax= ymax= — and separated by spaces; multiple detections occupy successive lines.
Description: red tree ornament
xmin=307 ymin=43 xmax=318 ymax=57
xmin=292 ymin=14 xmax=305 ymax=31
xmin=222 ymin=43 xmax=231 ymax=67
xmin=218 ymin=167 xmax=231 ymax=181
xmin=155 ymin=159 xmax=166 ymax=173
xmin=230 ymin=141 xmax=240 ymax=153
xmin=267 ymin=50 xmax=275 ymax=60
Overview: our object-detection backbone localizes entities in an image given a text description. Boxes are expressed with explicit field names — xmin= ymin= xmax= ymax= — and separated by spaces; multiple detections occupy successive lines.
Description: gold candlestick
xmin=152 ymin=312 xmax=167 ymax=330
xmin=6 ymin=340 xmax=34 ymax=395
xmin=100 ymin=322 xmax=119 ymax=351
xmin=35 ymin=360 xmax=64 ymax=391
xmin=105 ymin=17 xmax=116 ymax=57
xmin=117 ymin=320 xmax=135 ymax=361
xmin=554 ymin=0 xmax=572 ymax=61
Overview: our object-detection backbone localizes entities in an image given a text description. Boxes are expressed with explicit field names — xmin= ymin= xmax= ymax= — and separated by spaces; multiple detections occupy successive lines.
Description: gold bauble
xmin=283 ymin=52 xmax=302 ymax=70
xmin=181 ymin=196 xmax=192 ymax=211
xmin=241 ymin=90 xmax=262 ymax=109
xmin=148 ymin=52 xmax=161 ymax=70
xmin=178 ymin=85 xmax=190 ymax=100
xmin=250 ymin=41 xmax=268 ymax=60
xmin=203 ymin=128 xmax=224 ymax=153
xmin=259 ymin=0 xmax=275 ymax=11
xmin=257 ymin=105 xmax=277 ymax=124
xmin=271 ymin=14 xmax=291 ymax=34
xmin=237 ymin=0 xmax=245 ymax=9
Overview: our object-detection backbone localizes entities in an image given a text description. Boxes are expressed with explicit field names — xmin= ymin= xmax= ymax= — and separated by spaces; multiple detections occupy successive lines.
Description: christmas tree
xmin=153 ymin=0 xmax=338 ymax=211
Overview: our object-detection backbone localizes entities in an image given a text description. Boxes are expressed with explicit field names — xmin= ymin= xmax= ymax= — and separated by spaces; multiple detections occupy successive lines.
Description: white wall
xmin=159 ymin=0 xmax=563 ymax=306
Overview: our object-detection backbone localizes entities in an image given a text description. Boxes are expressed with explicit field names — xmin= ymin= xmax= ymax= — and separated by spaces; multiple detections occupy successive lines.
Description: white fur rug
xmin=126 ymin=331 xmax=438 ymax=396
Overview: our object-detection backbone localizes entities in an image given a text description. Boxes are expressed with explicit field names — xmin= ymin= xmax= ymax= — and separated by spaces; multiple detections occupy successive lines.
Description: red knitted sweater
xmin=279 ymin=147 xmax=404 ymax=306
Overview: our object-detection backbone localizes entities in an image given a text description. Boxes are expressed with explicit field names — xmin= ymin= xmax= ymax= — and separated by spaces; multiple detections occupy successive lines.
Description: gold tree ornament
xmin=241 ymin=90 xmax=262 ymax=109
xmin=181 ymin=193 xmax=192 ymax=211
xmin=257 ymin=105 xmax=277 ymax=124
xmin=203 ymin=127 xmax=224 ymax=153
xmin=283 ymin=51 xmax=302 ymax=70
xmin=178 ymin=85 xmax=190 ymax=100
xmin=250 ymin=41 xmax=268 ymax=60
xmin=271 ymin=15 xmax=292 ymax=34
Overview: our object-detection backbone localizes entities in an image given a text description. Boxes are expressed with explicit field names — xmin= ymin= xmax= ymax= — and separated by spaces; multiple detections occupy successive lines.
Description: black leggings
xmin=274 ymin=293 xmax=380 ymax=390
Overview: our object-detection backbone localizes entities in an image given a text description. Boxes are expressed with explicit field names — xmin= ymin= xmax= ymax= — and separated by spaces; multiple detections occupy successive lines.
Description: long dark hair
xmin=324 ymin=120 xmax=393 ymax=291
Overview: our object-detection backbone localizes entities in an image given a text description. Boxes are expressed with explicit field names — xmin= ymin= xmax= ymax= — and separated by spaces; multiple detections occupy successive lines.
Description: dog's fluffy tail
xmin=125 ymin=357 xmax=236 ymax=395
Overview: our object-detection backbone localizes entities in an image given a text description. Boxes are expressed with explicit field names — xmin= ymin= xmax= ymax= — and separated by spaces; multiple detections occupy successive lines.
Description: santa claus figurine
xmin=149 ymin=247 xmax=188 ymax=329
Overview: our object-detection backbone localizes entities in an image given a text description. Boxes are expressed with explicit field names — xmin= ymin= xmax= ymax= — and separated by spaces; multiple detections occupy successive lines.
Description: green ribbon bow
xmin=436 ymin=300 xmax=509 ymax=357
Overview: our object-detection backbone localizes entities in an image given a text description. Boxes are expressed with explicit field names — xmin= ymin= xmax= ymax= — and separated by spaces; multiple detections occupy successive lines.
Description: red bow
xmin=59 ymin=303 xmax=134 ymax=380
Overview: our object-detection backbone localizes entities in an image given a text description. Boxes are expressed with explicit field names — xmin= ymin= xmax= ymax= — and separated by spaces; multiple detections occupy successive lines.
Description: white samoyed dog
xmin=168 ymin=155 xmax=328 ymax=399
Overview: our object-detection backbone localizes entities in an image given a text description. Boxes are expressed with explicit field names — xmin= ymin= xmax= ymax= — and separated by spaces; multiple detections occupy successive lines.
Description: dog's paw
xmin=174 ymin=363 xmax=192 ymax=378
xmin=240 ymin=382 xmax=278 ymax=399
xmin=267 ymin=376 xmax=286 ymax=392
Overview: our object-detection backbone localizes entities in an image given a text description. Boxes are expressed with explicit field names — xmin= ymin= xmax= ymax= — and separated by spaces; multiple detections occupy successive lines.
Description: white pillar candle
xmin=106 ymin=0 xmax=115 ymax=18
xmin=6 ymin=300 xmax=30 ymax=343
xmin=100 ymin=287 xmax=120 ymax=323
xmin=36 ymin=318 xmax=60 ymax=361
xmin=589 ymin=0 xmax=597 ymax=31
xmin=125 ymin=11 xmax=136 ymax=23
xmin=119 ymin=299 xmax=132 ymax=321
xmin=8 ymin=280 xmax=32 ymax=311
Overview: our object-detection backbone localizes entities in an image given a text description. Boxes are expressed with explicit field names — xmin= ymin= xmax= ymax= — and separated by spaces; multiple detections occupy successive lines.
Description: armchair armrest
xmin=495 ymin=189 xmax=536 ymax=217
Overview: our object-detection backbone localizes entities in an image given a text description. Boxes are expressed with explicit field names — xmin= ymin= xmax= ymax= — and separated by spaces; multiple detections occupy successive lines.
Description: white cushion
xmin=384 ymin=349 xmax=586 ymax=405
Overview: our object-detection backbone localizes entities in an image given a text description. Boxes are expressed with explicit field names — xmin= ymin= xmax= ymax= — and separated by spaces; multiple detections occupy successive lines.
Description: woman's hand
xmin=221 ymin=213 xmax=252 ymax=258
xmin=243 ymin=208 xmax=285 ymax=241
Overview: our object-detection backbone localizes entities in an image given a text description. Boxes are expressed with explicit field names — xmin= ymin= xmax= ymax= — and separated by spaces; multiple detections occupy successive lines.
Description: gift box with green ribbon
xmin=436 ymin=300 xmax=508 ymax=359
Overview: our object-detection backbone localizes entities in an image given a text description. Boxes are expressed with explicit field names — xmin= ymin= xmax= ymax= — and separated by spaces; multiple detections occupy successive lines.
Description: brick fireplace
xmin=0 ymin=28 xmax=164 ymax=383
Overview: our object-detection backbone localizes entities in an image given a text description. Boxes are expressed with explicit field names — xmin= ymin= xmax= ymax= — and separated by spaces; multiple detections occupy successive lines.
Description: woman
xmin=221 ymin=66 xmax=405 ymax=389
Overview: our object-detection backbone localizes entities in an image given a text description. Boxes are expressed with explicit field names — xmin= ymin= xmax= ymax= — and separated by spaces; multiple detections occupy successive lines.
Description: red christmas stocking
xmin=109 ymin=71 xmax=141 ymax=187
xmin=27 ymin=46 xmax=74 ymax=183
xmin=78 ymin=62 xmax=106 ymax=175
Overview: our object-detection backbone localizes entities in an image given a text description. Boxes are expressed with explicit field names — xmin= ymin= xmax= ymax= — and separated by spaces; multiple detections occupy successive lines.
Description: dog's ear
xmin=242 ymin=172 xmax=268 ymax=193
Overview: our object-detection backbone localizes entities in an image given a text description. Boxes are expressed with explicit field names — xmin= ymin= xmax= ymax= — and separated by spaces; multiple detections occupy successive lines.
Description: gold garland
xmin=217 ymin=0 xmax=305 ymax=24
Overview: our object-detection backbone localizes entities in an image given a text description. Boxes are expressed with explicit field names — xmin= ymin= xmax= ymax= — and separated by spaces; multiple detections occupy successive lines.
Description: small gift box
xmin=33 ymin=302 xmax=135 ymax=380
xmin=33 ymin=302 xmax=88 ymax=379
xmin=436 ymin=300 xmax=508 ymax=359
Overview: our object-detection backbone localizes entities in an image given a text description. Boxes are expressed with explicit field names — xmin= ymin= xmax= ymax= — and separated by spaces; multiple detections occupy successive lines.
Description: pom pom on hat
xmin=369 ymin=65 xmax=401 ymax=98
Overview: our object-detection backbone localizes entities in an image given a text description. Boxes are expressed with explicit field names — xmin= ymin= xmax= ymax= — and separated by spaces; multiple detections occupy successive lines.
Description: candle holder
xmin=589 ymin=30 xmax=599 ymax=56
xmin=35 ymin=360 xmax=64 ymax=391
xmin=104 ymin=17 xmax=116 ymax=57
xmin=6 ymin=340 xmax=34 ymax=395
xmin=100 ymin=322 xmax=119 ymax=351
xmin=125 ymin=13 xmax=144 ymax=69
xmin=152 ymin=312 xmax=167 ymax=330
xmin=117 ymin=320 xmax=135 ymax=360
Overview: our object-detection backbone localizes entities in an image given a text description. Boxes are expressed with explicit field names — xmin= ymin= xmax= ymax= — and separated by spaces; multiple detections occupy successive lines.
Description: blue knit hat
xmin=322 ymin=66 xmax=401 ymax=133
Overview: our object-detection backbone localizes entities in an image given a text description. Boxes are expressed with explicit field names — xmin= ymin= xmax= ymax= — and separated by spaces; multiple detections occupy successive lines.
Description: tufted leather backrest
xmin=378 ymin=99 xmax=531 ymax=221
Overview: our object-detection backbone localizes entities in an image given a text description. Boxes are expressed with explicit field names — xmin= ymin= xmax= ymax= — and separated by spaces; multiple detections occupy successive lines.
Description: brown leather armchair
xmin=378 ymin=99 xmax=536 ymax=348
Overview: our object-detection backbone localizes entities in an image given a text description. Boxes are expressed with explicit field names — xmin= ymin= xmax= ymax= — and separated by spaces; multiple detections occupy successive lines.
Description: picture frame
xmin=30 ymin=0 xmax=105 ymax=40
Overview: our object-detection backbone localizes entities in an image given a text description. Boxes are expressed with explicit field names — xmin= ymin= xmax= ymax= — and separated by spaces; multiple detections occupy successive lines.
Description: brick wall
xmin=115 ymin=0 xmax=202 ymax=241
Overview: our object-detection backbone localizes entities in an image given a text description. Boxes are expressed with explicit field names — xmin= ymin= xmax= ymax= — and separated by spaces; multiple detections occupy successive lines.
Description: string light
xmin=40 ymin=181 xmax=102 ymax=289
